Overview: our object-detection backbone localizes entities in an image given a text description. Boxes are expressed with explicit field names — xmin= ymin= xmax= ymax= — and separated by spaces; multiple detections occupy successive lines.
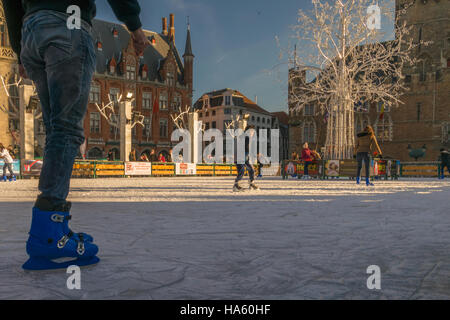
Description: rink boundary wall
xmin=6 ymin=159 xmax=449 ymax=179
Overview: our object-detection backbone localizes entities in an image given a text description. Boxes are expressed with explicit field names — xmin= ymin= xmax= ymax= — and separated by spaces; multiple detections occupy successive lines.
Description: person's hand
xmin=19 ymin=64 xmax=28 ymax=79
xmin=131 ymin=28 xmax=151 ymax=56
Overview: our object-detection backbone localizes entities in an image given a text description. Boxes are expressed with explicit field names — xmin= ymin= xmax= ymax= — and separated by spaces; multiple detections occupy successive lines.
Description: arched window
xmin=374 ymin=114 xmax=393 ymax=142
xmin=355 ymin=114 xmax=370 ymax=135
xmin=0 ymin=10 xmax=9 ymax=47
xmin=172 ymin=92 xmax=182 ymax=111
xmin=303 ymin=121 xmax=316 ymax=144
xmin=159 ymin=91 xmax=168 ymax=110
xmin=442 ymin=122 xmax=449 ymax=144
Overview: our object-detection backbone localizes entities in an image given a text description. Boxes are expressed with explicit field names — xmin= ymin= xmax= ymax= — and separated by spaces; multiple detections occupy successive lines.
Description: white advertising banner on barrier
xmin=261 ymin=165 xmax=280 ymax=176
xmin=125 ymin=162 xmax=152 ymax=176
xmin=176 ymin=163 xmax=197 ymax=175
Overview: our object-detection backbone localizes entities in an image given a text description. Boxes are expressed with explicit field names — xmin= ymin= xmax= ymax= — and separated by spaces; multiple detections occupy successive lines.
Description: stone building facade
xmin=289 ymin=0 xmax=450 ymax=161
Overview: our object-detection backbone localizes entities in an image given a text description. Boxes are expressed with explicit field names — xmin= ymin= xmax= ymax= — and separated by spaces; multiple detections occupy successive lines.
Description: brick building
xmin=86 ymin=14 xmax=194 ymax=160
xmin=0 ymin=7 xmax=194 ymax=161
xmin=289 ymin=0 xmax=449 ymax=161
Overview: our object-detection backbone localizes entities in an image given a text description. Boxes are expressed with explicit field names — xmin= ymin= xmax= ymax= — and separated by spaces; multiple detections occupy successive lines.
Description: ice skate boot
xmin=366 ymin=178 xmax=374 ymax=186
xmin=2 ymin=175 xmax=6 ymax=182
xmin=9 ymin=175 xmax=16 ymax=182
xmin=356 ymin=177 xmax=360 ymax=185
xmin=249 ymin=182 xmax=260 ymax=191
xmin=22 ymin=208 xmax=99 ymax=270
xmin=233 ymin=183 xmax=245 ymax=192
xmin=35 ymin=199 xmax=94 ymax=243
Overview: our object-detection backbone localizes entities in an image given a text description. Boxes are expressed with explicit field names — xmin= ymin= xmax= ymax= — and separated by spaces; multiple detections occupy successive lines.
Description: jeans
xmin=356 ymin=152 xmax=370 ymax=179
xmin=304 ymin=161 xmax=311 ymax=176
xmin=235 ymin=163 xmax=255 ymax=183
xmin=3 ymin=163 xmax=14 ymax=177
xmin=20 ymin=10 xmax=96 ymax=207
xmin=440 ymin=162 xmax=450 ymax=177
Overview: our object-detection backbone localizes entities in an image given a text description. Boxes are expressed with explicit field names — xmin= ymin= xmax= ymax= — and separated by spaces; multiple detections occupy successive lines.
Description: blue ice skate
xmin=9 ymin=175 xmax=16 ymax=182
xmin=22 ymin=208 xmax=99 ymax=270
xmin=2 ymin=175 xmax=6 ymax=182
xmin=356 ymin=177 xmax=360 ymax=184
xmin=366 ymin=178 xmax=374 ymax=186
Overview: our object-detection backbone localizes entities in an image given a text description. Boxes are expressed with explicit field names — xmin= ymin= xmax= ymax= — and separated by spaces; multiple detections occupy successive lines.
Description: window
xmin=225 ymin=96 xmax=231 ymax=106
xmin=262 ymin=118 xmax=266 ymax=124
xmin=159 ymin=119 xmax=168 ymax=138
xmin=142 ymin=92 xmax=152 ymax=110
xmin=167 ymin=72 xmax=175 ymax=87
xmin=172 ymin=93 xmax=182 ymax=111
xmin=257 ymin=117 xmax=260 ymax=122
xmin=224 ymin=108 xmax=231 ymax=115
xmin=159 ymin=92 xmax=168 ymax=110
xmin=212 ymin=121 xmax=216 ymax=129
xmin=109 ymin=88 xmax=120 ymax=103
xmin=212 ymin=110 xmax=216 ymax=116
xmin=304 ymin=104 xmax=315 ymax=116
xmin=206 ymin=112 xmax=209 ymax=117
xmin=110 ymin=114 xmax=119 ymax=134
xmin=417 ymin=103 xmax=422 ymax=121
xmin=442 ymin=123 xmax=449 ymax=144
xmin=0 ymin=22 xmax=9 ymax=47
xmin=89 ymin=84 xmax=101 ymax=103
xmin=374 ymin=115 xmax=393 ymax=142
xmin=143 ymin=117 xmax=152 ymax=138
xmin=303 ymin=121 xmax=316 ymax=143
xmin=90 ymin=112 xmax=101 ymax=133
xmin=376 ymin=101 xmax=390 ymax=113
xmin=199 ymin=113 xmax=203 ymax=118
xmin=126 ymin=65 xmax=136 ymax=80
xmin=205 ymin=122 xmax=210 ymax=130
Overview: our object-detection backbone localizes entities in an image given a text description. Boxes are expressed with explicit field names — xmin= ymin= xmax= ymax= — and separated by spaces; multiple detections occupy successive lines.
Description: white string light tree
xmin=285 ymin=0 xmax=425 ymax=160
xmin=95 ymin=92 xmax=144 ymax=161
xmin=0 ymin=72 xmax=42 ymax=160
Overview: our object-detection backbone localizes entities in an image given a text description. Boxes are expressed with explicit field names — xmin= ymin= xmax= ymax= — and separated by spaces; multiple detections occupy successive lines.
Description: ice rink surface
xmin=0 ymin=177 xmax=449 ymax=300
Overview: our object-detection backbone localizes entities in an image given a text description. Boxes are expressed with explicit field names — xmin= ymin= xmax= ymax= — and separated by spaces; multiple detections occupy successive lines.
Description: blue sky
xmin=95 ymin=0 xmax=394 ymax=113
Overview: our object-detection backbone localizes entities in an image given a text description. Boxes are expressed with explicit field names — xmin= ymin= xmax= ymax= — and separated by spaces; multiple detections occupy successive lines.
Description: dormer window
xmin=167 ymin=72 xmax=175 ymax=87
xmin=225 ymin=96 xmax=231 ymax=106
xmin=126 ymin=65 xmax=136 ymax=80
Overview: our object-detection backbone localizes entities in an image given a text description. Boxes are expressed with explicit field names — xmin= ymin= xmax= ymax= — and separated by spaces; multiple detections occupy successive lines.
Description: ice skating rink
xmin=0 ymin=177 xmax=449 ymax=300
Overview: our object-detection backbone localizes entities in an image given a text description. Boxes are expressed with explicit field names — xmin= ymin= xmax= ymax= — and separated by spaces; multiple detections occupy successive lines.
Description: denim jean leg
xmin=20 ymin=12 xmax=96 ymax=206
xmin=246 ymin=163 xmax=255 ymax=182
xmin=235 ymin=164 xmax=246 ymax=183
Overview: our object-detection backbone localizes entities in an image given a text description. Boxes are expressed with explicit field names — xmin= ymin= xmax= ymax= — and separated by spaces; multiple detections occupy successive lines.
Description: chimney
xmin=162 ymin=17 xmax=168 ymax=35
xmin=169 ymin=13 xmax=175 ymax=42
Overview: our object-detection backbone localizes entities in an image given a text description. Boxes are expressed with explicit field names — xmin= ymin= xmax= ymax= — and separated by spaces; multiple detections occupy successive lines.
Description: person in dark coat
xmin=438 ymin=148 xmax=450 ymax=179
xmin=149 ymin=149 xmax=158 ymax=162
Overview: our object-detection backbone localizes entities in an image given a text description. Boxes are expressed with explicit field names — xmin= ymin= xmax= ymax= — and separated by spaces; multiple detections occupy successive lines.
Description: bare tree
xmin=0 ymin=73 xmax=42 ymax=146
xmin=284 ymin=0 xmax=427 ymax=159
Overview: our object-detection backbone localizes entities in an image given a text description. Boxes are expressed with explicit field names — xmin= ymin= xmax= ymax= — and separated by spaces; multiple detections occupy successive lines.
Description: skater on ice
xmin=3 ymin=0 xmax=149 ymax=270
xmin=233 ymin=125 xmax=259 ymax=192
xmin=354 ymin=126 xmax=382 ymax=186
xmin=438 ymin=148 xmax=450 ymax=179
xmin=301 ymin=142 xmax=313 ymax=180
xmin=0 ymin=143 xmax=16 ymax=182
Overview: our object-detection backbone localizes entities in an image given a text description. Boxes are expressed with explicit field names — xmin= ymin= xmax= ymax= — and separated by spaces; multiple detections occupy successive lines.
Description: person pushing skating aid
xmin=3 ymin=0 xmax=149 ymax=270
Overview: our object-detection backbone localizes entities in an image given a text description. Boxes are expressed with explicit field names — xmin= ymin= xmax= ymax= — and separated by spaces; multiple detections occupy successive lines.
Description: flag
xmin=379 ymin=102 xmax=385 ymax=120
xmin=153 ymin=95 xmax=159 ymax=115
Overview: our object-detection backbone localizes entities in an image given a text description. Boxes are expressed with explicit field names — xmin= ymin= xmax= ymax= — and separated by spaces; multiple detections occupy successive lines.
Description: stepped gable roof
xmin=91 ymin=19 xmax=184 ymax=81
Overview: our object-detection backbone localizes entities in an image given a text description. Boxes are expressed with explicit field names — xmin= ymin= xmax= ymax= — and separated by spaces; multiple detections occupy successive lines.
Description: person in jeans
xmin=301 ymin=142 xmax=313 ymax=180
xmin=233 ymin=125 xmax=259 ymax=191
xmin=0 ymin=143 xmax=16 ymax=181
xmin=355 ymin=126 xmax=382 ymax=186
xmin=3 ymin=0 xmax=149 ymax=270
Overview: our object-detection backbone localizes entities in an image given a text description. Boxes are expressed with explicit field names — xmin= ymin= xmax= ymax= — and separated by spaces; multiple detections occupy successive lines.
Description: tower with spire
xmin=183 ymin=19 xmax=194 ymax=104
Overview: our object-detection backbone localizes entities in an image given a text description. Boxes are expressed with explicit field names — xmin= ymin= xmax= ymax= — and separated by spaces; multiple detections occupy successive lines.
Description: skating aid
xmin=23 ymin=208 xmax=99 ymax=270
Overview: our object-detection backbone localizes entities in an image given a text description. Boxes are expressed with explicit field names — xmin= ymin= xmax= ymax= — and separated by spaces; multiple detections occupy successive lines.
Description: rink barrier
xmin=400 ymin=162 xmax=447 ymax=178
xmin=13 ymin=159 xmax=448 ymax=179
xmin=281 ymin=159 xmax=401 ymax=180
